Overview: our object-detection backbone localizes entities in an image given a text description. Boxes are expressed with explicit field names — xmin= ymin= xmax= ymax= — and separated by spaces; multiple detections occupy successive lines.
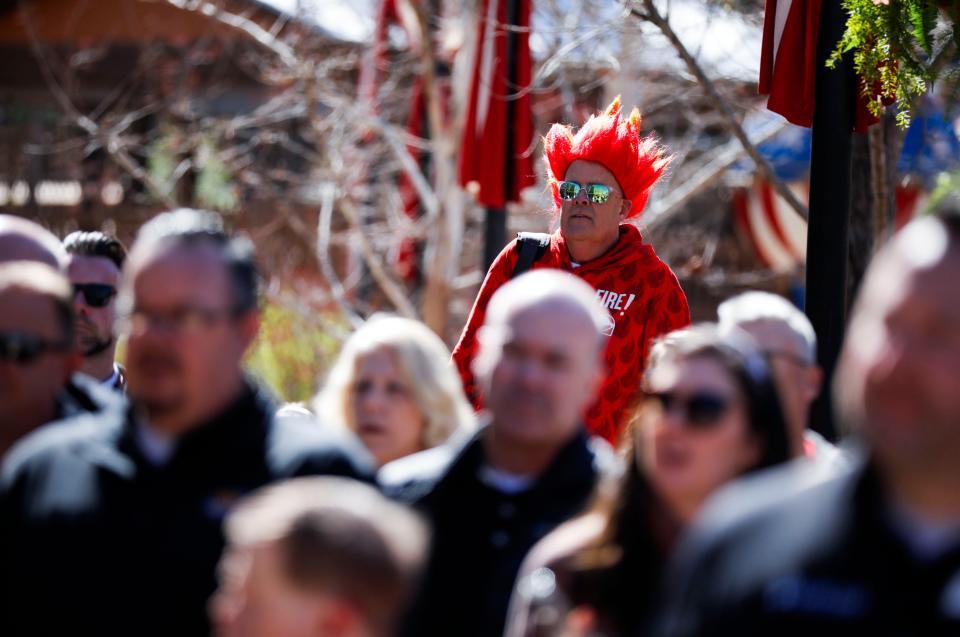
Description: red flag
xmin=759 ymin=0 xmax=883 ymax=132
xmin=759 ymin=0 xmax=822 ymax=127
xmin=458 ymin=0 xmax=536 ymax=207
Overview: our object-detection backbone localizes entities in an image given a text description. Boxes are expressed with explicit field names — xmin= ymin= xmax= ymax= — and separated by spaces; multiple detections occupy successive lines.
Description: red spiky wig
xmin=543 ymin=97 xmax=671 ymax=219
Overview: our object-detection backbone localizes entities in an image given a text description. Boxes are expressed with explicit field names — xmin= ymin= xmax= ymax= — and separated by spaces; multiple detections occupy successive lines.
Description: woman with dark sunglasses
xmin=504 ymin=324 xmax=791 ymax=637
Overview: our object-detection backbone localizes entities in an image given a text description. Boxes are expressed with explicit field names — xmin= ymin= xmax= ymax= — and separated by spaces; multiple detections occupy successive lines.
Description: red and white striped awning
xmin=732 ymin=178 xmax=926 ymax=272
xmin=732 ymin=179 xmax=808 ymax=272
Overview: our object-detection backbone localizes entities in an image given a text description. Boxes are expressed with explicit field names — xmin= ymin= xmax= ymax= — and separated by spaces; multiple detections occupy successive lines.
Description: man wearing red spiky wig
xmin=452 ymin=98 xmax=691 ymax=444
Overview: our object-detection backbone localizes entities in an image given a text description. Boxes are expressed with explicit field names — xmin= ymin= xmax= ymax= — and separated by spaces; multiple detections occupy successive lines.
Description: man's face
xmin=736 ymin=319 xmax=820 ymax=455
xmin=123 ymin=244 xmax=257 ymax=432
xmin=0 ymin=288 xmax=76 ymax=451
xmin=559 ymin=160 xmax=629 ymax=258
xmin=212 ymin=544 xmax=345 ymax=637
xmin=67 ymin=254 xmax=120 ymax=359
xmin=837 ymin=229 xmax=960 ymax=474
xmin=482 ymin=302 xmax=603 ymax=447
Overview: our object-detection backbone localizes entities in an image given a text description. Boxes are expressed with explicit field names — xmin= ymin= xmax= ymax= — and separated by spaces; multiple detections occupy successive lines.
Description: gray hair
xmin=717 ymin=291 xmax=816 ymax=365
xmin=129 ymin=208 xmax=260 ymax=314
xmin=474 ymin=269 xmax=612 ymax=381
xmin=486 ymin=269 xmax=611 ymax=344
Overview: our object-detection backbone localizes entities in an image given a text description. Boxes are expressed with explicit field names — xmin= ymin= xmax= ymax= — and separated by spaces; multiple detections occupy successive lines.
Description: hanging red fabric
xmin=458 ymin=0 xmax=536 ymax=207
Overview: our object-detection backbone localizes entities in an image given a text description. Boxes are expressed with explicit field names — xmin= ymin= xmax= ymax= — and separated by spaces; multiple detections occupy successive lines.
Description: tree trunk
xmin=846 ymin=109 xmax=906 ymax=310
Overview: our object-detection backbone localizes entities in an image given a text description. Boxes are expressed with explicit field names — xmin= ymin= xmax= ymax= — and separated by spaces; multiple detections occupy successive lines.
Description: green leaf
xmin=907 ymin=0 xmax=932 ymax=55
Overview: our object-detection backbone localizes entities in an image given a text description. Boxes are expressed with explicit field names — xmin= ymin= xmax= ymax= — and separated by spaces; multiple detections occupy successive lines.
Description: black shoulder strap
xmin=511 ymin=232 xmax=551 ymax=278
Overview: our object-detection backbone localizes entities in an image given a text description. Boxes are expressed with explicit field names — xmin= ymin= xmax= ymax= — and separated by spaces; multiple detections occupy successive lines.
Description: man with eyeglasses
xmin=0 ymin=209 xmax=374 ymax=637
xmin=718 ymin=291 xmax=840 ymax=463
xmin=453 ymin=98 xmax=690 ymax=445
xmin=63 ymin=230 xmax=127 ymax=391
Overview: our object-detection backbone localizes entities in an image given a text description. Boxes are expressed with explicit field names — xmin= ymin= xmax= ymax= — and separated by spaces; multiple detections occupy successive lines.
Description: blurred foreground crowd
xmin=2 ymin=99 xmax=960 ymax=637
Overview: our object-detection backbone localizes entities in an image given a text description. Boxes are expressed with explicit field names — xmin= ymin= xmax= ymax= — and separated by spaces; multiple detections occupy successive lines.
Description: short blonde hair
xmin=314 ymin=314 xmax=474 ymax=449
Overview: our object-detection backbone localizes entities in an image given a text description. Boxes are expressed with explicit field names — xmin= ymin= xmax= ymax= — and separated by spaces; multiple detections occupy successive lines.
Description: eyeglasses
xmin=73 ymin=283 xmax=116 ymax=308
xmin=118 ymin=306 xmax=241 ymax=336
xmin=0 ymin=331 xmax=71 ymax=365
xmin=647 ymin=390 xmax=735 ymax=428
xmin=557 ymin=180 xmax=617 ymax=204
xmin=763 ymin=349 xmax=811 ymax=369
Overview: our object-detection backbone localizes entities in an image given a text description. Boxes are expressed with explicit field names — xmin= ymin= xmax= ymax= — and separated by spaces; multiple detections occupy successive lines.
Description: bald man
xmin=0 ymin=262 xmax=113 ymax=456
xmin=382 ymin=269 xmax=616 ymax=637
xmin=0 ymin=214 xmax=66 ymax=268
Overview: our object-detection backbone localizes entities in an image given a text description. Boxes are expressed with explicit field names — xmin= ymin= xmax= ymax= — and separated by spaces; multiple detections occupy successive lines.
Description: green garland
xmin=827 ymin=0 xmax=960 ymax=127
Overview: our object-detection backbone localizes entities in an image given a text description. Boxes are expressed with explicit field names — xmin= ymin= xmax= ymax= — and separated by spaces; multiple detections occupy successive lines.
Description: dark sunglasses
xmin=0 ymin=332 xmax=71 ymax=365
xmin=73 ymin=283 xmax=116 ymax=308
xmin=647 ymin=391 xmax=734 ymax=428
xmin=557 ymin=180 xmax=615 ymax=204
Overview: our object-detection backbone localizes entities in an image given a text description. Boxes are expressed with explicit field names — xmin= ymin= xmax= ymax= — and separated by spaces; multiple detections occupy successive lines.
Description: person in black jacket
xmin=63 ymin=230 xmax=129 ymax=391
xmin=380 ymin=269 xmax=618 ymax=637
xmin=0 ymin=261 xmax=116 ymax=457
xmin=0 ymin=208 xmax=374 ymax=637
xmin=656 ymin=205 xmax=960 ymax=636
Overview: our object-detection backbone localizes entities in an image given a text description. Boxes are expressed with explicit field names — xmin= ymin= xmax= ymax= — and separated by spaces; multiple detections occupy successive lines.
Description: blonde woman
xmin=315 ymin=315 xmax=474 ymax=467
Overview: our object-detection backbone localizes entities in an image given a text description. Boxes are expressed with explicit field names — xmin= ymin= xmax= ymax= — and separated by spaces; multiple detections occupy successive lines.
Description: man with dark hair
xmin=0 ymin=209 xmax=374 ymax=637
xmin=211 ymin=477 xmax=428 ymax=637
xmin=382 ymin=269 xmax=616 ymax=637
xmin=63 ymin=230 xmax=128 ymax=390
xmin=658 ymin=206 xmax=960 ymax=636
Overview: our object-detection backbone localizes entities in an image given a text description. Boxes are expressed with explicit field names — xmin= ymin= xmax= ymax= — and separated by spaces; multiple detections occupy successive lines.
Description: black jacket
xmin=0 ymin=381 xmax=374 ymax=637
xmin=58 ymin=372 xmax=120 ymax=417
xmin=657 ymin=452 xmax=960 ymax=637
xmin=381 ymin=427 xmax=614 ymax=637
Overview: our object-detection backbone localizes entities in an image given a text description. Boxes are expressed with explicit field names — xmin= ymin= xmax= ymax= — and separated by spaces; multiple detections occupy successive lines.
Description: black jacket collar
xmin=426 ymin=426 xmax=601 ymax=504
xmin=118 ymin=379 xmax=275 ymax=475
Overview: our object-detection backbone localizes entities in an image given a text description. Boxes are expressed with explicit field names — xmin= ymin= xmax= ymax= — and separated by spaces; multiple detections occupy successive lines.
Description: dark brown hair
xmin=63 ymin=231 xmax=127 ymax=270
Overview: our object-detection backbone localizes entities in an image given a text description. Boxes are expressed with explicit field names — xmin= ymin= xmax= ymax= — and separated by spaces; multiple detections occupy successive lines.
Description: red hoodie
xmin=452 ymin=225 xmax=690 ymax=444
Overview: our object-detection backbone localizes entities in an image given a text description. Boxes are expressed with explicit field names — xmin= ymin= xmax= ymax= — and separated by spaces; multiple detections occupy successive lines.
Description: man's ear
xmin=619 ymin=198 xmax=631 ymax=221
xmin=806 ymin=365 xmax=824 ymax=401
xmin=586 ymin=351 xmax=606 ymax=404
xmin=314 ymin=598 xmax=366 ymax=637
xmin=471 ymin=325 xmax=497 ymax=382
xmin=237 ymin=310 xmax=261 ymax=352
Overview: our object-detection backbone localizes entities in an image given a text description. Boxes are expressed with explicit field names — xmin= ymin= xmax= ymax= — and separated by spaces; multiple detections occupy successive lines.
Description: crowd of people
xmin=1 ymin=98 xmax=959 ymax=637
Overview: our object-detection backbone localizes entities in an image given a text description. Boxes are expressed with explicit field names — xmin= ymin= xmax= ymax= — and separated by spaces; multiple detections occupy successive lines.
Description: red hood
xmin=550 ymin=224 xmax=655 ymax=273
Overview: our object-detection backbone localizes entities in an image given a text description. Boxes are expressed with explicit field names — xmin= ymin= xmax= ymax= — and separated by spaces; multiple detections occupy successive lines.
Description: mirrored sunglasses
xmin=0 ymin=332 xmax=71 ymax=365
xmin=648 ymin=390 xmax=733 ymax=428
xmin=73 ymin=283 xmax=116 ymax=308
xmin=557 ymin=180 xmax=614 ymax=204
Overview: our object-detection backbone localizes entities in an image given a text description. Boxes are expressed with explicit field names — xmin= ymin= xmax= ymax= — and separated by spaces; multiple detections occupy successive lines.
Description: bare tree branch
xmin=20 ymin=2 xmax=180 ymax=208
xmin=645 ymin=118 xmax=791 ymax=228
xmin=316 ymin=182 xmax=366 ymax=328
xmin=632 ymin=0 xmax=808 ymax=221
xmin=165 ymin=0 xmax=299 ymax=69
xmin=338 ymin=192 xmax=419 ymax=319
